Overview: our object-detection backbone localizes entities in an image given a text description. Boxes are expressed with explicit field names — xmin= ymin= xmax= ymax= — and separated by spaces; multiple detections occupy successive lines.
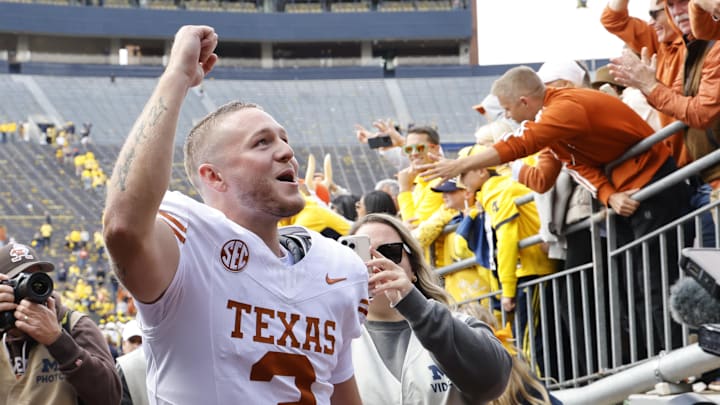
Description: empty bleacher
xmin=0 ymin=75 xmax=46 ymax=122
xmin=377 ymin=0 xmax=414 ymax=11
xmin=31 ymin=75 xmax=209 ymax=144
xmin=3 ymin=73 xmax=498 ymax=146
xmin=146 ymin=0 xmax=177 ymax=9
xmin=285 ymin=0 xmax=323 ymax=12
xmin=329 ymin=0 xmax=368 ymax=12
xmin=0 ymin=71 xmax=502 ymax=219
xmin=200 ymin=78 xmax=400 ymax=146
xmin=222 ymin=0 xmax=258 ymax=11
xmin=0 ymin=0 xmax=467 ymax=11
xmin=184 ymin=0 xmax=223 ymax=11
xmin=397 ymin=76 xmax=498 ymax=139
xmin=414 ymin=0 xmax=450 ymax=11
xmin=102 ymin=0 xmax=133 ymax=8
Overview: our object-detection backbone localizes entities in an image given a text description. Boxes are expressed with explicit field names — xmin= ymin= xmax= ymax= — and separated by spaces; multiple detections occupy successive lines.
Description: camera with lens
xmin=0 ymin=272 xmax=54 ymax=331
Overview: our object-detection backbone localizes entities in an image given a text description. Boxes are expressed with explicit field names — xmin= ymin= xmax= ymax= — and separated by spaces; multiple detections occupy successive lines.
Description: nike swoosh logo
xmin=326 ymin=274 xmax=347 ymax=285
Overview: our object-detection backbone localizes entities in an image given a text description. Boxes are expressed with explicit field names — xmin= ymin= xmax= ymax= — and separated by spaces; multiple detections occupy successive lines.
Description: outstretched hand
xmin=166 ymin=25 xmax=219 ymax=88
xmin=416 ymin=158 xmax=465 ymax=185
xmin=354 ymin=124 xmax=372 ymax=144
xmin=372 ymin=119 xmax=405 ymax=147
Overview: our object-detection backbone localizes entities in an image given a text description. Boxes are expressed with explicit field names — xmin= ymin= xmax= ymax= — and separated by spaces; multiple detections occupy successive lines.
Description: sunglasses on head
xmin=402 ymin=143 xmax=427 ymax=155
xmin=376 ymin=242 xmax=411 ymax=264
xmin=648 ymin=9 xmax=663 ymax=20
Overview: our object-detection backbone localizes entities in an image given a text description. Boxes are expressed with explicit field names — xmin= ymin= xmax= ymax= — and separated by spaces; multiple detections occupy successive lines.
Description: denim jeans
xmin=689 ymin=182 xmax=716 ymax=247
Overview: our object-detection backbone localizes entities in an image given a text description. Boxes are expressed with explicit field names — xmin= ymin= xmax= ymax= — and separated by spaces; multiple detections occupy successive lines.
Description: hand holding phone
xmin=338 ymin=235 xmax=371 ymax=262
xmin=367 ymin=135 xmax=393 ymax=149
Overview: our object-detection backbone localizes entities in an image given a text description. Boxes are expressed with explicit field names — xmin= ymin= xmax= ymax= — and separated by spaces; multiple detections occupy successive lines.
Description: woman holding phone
xmin=348 ymin=213 xmax=512 ymax=405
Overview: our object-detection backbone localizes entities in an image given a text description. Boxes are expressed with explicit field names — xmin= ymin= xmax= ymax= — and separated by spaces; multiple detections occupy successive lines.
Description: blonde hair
xmin=474 ymin=120 xmax=513 ymax=146
xmin=350 ymin=213 xmax=454 ymax=307
xmin=458 ymin=302 xmax=552 ymax=405
xmin=491 ymin=66 xmax=545 ymax=101
xmin=183 ymin=101 xmax=261 ymax=194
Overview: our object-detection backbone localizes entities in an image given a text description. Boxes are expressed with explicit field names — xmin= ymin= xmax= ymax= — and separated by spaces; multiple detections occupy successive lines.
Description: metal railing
xmin=433 ymin=122 xmax=720 ymax=398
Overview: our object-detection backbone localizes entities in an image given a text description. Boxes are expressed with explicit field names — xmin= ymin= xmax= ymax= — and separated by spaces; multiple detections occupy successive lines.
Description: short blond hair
xmin=474 ymin=121 xmax=513 ymax=146
xmin=491 ymin=66 xmax=545 ymax=101
xmin=183 ymin=101 xmax=260 ymax=194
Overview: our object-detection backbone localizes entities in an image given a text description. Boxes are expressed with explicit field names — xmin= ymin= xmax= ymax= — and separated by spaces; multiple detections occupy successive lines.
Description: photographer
xmin=0 ymin=243 xmax=121 ymax=404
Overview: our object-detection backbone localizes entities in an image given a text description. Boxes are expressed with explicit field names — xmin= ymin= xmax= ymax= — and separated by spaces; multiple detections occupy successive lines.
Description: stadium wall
xmin=0 ymin=3 xmax=471 ymax=41
xmin=10 ymin=62 xmax=557 ymax=80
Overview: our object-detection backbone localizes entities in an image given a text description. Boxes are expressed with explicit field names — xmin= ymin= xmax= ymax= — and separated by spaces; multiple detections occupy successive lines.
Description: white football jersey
xmin=135 ymin=191 xmax=369 ymax=405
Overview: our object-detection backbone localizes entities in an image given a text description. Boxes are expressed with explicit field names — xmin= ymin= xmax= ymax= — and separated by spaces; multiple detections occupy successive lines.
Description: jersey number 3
xmin=250 ymin=351 xmax=317 ymax=405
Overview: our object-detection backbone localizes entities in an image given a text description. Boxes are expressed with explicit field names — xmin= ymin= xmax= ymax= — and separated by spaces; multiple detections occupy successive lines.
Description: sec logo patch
xmin=220 ymin=240 xmax=250 ymax=272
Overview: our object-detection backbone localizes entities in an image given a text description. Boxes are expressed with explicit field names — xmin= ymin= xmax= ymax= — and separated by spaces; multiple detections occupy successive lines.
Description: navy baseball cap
xmin=431 ymin=178 xmax=465 ymax=193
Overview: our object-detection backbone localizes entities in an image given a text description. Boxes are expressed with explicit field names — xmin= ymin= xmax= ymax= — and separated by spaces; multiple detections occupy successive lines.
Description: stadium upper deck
xmin=0 ymin=0 xmax=472 ymax=70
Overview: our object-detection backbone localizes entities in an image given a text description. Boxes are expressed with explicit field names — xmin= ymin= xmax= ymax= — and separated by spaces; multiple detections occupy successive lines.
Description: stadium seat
xmin=222 ymin=0 xmax=258 ymax=12
xmin=102 ymin=0 xmax=133 ymax=7
xmin=285 ymin=2 xmax=323 ymax=12
xmin=414 ymin=0 xmax=450 ymax=10
xmin=378 ymin=0 xmax=415 ymax=11
xmin=146 ymin=0 xmax=176 ymax=9
xmin=330 ymin=1 xmax=369 ymax=12
xmin=185 ymin=0 xmax=223 ymax=11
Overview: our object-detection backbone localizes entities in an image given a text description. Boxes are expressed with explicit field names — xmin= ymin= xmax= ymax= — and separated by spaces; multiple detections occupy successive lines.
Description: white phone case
xmin=338 ymin=235 xmax=371 ymax=262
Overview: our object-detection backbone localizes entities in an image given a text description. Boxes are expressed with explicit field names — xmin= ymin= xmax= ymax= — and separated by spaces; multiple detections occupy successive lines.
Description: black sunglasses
xmin=376 ymin=242 xmax=411 ymax=264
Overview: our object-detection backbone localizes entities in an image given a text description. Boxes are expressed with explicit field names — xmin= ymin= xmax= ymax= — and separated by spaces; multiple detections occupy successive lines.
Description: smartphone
xmin=338 ymin=235 xmax=371 ymax=262
xmin=368 ymin=135 xmax=393 ymax=149
xmin=680 ymin=248 xmax=720 ymax=299
xmin=338 ymin=235 xmax=373 ymax=299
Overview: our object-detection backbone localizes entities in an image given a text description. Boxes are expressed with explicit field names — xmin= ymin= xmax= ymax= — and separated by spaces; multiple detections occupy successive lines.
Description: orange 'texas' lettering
xmin=227 ymin=300 xmax=251 ymax=338
xmin=302 ymin=317 xmax=321 ymax=353
xmin=226 ymin=301 xmax=337 ymax=356
xmin=254 ymin=307 xmax=275 ymax=344
xmin=323 ymin=321 xmax=336 ymax=355
xmin=277 ymin=311 xmax=301 ymax=348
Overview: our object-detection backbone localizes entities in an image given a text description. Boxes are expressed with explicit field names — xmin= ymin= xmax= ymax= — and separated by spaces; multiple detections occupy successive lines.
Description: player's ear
xmin=198 ymin=163 xmax=226 ymax=192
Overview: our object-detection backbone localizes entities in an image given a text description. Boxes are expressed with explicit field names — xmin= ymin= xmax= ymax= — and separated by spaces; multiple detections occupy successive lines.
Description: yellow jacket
xmin=479 ymin=176 xmax=556 ymax=299
xmin=280 ymin=196 xmax=350 ymax=238
xmin=397 ymin=176 xmax=444 ymax=226
xmin=411 ymin=205 xmax=458 ymax=268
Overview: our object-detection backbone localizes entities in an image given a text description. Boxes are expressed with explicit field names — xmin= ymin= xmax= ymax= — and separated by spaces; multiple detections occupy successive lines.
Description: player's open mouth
xmin=276 ymin=171 xmax=295 ymax=182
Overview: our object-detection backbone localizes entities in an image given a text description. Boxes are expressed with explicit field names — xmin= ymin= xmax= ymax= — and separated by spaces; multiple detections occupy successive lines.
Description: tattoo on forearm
xmin=113 ymin=97 xmax=168 ymax=191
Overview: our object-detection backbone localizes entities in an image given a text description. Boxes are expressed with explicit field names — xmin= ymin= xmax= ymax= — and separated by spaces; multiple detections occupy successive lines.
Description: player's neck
xmin=231 ymin=215 xmax=283 ymax=257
